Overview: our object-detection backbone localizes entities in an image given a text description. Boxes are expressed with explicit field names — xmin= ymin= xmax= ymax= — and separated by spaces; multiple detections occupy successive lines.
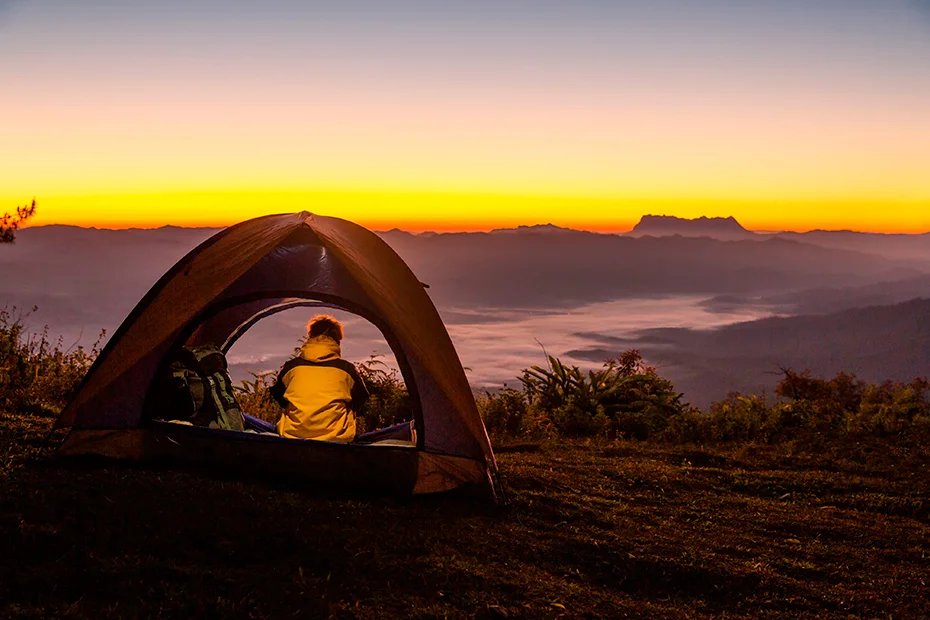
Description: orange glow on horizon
xmin=7 ymin=190 xmax=929 ymax=235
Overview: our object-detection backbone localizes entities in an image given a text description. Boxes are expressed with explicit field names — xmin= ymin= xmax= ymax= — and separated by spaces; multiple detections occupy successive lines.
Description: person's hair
xmin=306 ymin=314 xmax=344 ymax=342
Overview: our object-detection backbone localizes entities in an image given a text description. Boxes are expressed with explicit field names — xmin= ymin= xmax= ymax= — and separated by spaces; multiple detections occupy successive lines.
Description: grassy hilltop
xmin=3 ymin=411 xmax=930 ymax=619
xmin=2 ymin=309 xmax=930 ymax=618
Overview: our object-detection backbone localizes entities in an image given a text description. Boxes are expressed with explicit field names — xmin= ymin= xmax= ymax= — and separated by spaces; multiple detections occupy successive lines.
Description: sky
xmin=1 ymin=0 xmax=929 ymax=232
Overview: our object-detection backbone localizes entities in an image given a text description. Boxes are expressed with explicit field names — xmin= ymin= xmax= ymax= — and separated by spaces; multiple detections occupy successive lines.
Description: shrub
xmin=0 ymin=198 xmax=37 ymax=244
xmin=603 ymin=373 xmax=686 ymax=440
xmin=233 ymin=370 xmax=283 ymax=424
xmin=774 ymin=369 xmax=865 ymax=433
xmin=478 ymin=387 xmax=529 ymax=438
xmin=0 ymin=306 xmax=104 ymax=415
xmin=848 ymin=378 xmax=930 ymax=435
xmin=520 ymin=350 xmax=687 ymax=439
xmin=661 ymin=407 xmax=705 ymax=443
xmin=478 ymin=388 xmax=563 ymax=441
xmin=550 ymin=399 xmax=610 ymax=437
xmin=662 ymin=370 xmax=930 ymax=445
xmin=689 ymin=393 xmax=790 ymax=443
xmin=354 ymin=355 xmax=413 ymax=433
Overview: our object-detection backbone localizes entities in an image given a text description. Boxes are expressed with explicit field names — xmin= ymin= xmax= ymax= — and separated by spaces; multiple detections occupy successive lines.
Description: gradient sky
xmin=1 ymin=0 xmax=929 ymax=232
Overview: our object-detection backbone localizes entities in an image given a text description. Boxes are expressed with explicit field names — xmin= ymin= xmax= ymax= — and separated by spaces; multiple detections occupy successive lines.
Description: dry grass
xmin=2 ymin=410 xmax=929 ymax=619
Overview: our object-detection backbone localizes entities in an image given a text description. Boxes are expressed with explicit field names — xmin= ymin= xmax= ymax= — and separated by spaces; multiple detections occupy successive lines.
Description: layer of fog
xmin=225 ymin=297 xmax=777 ymax=394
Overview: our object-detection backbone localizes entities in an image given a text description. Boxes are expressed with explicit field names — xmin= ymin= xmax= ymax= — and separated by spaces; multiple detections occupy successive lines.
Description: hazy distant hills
xmin=569 ymin=297 xmax=930 ymax=408
xmin=701 ymin=274 xmax=930 ymax=316
xmin=772 ymin=230 xmax=930 ymax=264
xmin=4 ymin=221 xmax=927 ymax=320
xmin=623 ymin=214 xmax=930 ymax=265
xmin=379 ymin=227 xmax=922 ymax=307
xmin=5 ymin=225 xmax=217 ymax=336
xmin=488 ymin=223 xmax=577 ymax=235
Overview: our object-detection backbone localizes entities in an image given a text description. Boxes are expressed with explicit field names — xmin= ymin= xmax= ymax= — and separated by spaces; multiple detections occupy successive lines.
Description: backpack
xmin=158 ymin=344 xmax=245 ymax=431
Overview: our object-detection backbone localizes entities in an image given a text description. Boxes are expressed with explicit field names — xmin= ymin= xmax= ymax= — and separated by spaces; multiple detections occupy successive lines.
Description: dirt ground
xmin=2 ymin=410 xmax=928 ymax=619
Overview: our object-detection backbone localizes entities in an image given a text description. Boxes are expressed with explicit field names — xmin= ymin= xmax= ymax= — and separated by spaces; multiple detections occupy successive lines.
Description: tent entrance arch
xmin=150 ymin=293 xmax=425 ymax=449
xmin=54 ymin=212 xmax=497 ymax=497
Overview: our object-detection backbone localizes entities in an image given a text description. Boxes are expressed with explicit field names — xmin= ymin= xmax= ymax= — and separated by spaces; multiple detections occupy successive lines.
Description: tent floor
xmin=61 ymin=422 xmax=422 ymax=495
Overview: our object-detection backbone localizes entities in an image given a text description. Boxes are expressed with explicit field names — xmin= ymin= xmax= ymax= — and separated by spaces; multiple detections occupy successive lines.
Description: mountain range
xmin=624 ymin=214 xmax=930 ymax=264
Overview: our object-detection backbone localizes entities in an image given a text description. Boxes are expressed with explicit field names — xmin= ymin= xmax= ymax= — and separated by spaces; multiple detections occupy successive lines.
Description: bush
xmin=233 ymin=371 xmax=284 ymax=424
xmin=478 ymin=387 xmax=530 ymax=438
xmin=683 ymin=393 xmax=788 ymax=443
xmin=774 ymin=369 xmax=864 ymax=433
xmin=549 ymin=399 xmax=610 ymax=437
xmin=0 ymin=306 xmax=104 ymax=415
xmin=1 ymin=199 xmax=37 ymax=244
xmin=849 ymin=378 xmax=930 ymax=435
xmin=662 ymin=370 xmax=930 ymax=445
xmin=354 ymin=355 xmax=413 ymax=433
xmin=520 ymin=350 xmax=687 ymax=439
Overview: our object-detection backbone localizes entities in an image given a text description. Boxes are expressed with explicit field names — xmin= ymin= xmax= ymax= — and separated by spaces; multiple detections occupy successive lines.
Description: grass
xmin=3 ymin=410 xmax=929 ymax=619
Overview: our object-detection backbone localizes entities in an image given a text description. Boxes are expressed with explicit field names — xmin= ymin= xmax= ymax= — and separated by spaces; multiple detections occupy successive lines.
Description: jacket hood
xmin=300 ymin=335 xmax=341 ymax=362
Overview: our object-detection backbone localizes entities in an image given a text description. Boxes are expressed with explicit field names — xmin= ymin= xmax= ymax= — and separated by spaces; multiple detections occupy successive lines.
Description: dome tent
xmin=54 ymin=212 xmax=497 ymax=497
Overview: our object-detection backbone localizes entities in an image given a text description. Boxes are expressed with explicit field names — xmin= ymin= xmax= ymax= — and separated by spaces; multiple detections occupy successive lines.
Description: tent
xmin=54 ymin=212 xmax=498 ymax=497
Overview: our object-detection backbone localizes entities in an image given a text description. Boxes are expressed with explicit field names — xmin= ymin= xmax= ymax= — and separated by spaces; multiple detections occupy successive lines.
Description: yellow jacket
xmin=270 ymin=336 xmax=369 ymax=442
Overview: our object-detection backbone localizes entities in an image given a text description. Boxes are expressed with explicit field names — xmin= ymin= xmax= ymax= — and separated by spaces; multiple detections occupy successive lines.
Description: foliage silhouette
xmin=0 ymin=199 xmax=37 ymax=243
xmin=0 ymin=306 xmax=105 ymax=415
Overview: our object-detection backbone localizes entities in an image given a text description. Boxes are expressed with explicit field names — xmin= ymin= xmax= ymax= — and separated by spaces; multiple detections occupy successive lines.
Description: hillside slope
xmin=2 ymin=412 xmax=928 ymax=619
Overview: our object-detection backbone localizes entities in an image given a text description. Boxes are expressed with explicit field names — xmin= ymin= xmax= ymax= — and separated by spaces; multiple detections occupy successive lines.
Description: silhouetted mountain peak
xmin=628 ymin=215 xmax=753 ymax=240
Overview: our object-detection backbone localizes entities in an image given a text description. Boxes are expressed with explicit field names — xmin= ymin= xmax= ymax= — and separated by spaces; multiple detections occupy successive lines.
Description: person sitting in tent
xmin=268 ymin=315 xmax=369 ymax=442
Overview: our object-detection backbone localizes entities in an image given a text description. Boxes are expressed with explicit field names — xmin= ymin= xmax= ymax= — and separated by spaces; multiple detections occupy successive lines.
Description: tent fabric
xmin=56 ymin=212 xmax=497 ymax=496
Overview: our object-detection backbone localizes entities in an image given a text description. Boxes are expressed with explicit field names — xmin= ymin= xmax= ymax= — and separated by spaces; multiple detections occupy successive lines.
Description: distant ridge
xmin=489 ymin=223 xmax=580 ymax=235
xmin=19 ymin=220 xmax=930 ymax=265
xmin=627 ymin=215 xmax=754 ymax=240
xmin=23 ymin=224 xmax=221 ymax=232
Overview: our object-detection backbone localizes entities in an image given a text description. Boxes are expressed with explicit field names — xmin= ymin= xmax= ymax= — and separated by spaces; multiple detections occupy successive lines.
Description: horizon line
xmin=20 ymin=220 xmax=930 ymax=236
